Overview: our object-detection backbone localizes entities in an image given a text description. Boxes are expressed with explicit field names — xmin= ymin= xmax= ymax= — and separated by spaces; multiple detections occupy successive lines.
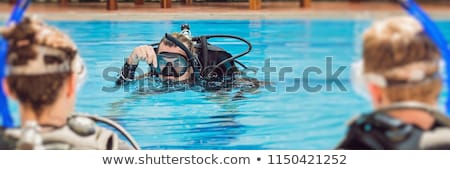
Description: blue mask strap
xmin=0 ymin=0 xmax=31 ymax=128
xmin=398 ymin=0 xmax=450 ymax=115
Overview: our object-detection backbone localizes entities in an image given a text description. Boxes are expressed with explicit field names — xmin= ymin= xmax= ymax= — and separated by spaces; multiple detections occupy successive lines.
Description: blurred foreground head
xmin=362 ymin=16 xmax=441 ymax=108
xmin=1 ymin=16 xmax=85 ymax=121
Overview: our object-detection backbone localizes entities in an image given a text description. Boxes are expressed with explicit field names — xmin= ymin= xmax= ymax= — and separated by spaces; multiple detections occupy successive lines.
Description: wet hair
xmin=3 ymin=17 xmax=77 ymax=116
xmin=363 ymin=16 xmax=441 ymax=104
xmin=158 ymin=33 xmax=194 ymax=55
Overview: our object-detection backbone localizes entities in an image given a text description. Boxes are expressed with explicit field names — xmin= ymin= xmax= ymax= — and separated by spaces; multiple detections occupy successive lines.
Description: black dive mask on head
xmin=157 ymin=52 xmax=189 ymax=77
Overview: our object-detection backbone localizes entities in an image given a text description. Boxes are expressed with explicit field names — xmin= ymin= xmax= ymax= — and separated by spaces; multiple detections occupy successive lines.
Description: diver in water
xmin=118 ymin=31 xmax=195 ymax=84
xmin=115 ymin=24 xmax=259 ymax=93
xmin=336 ymin=16 xmax=450 ymax=150
xmin=0 ymin=17 xmax=139 ymax=150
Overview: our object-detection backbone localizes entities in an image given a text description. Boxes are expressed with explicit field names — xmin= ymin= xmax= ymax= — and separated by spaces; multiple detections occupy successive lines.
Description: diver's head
xmin=1 ymin=17 xmax=86 ymax=126
xmin=353 ymin=16 xmax=441 ymax=109
xmin=156 ymin=33 xmax=194 ymax=82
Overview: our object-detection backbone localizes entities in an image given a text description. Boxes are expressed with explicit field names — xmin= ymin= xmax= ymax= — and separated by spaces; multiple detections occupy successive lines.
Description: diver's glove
xmin=116 ymin=62 xmax=138 ymax=86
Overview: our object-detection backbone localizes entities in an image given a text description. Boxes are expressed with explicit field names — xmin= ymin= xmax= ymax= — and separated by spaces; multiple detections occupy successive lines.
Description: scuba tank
xmin=180 ymin=24 xmax=192 ymax=40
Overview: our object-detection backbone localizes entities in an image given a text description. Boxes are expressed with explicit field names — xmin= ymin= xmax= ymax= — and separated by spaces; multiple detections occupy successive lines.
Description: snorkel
xmin=398 ymin=0 xmax=450 ymax=114
xmin=0 ymin=0 xmax=31 ymax=128
xmin=164 ymin=33 xmax=202 ymax=82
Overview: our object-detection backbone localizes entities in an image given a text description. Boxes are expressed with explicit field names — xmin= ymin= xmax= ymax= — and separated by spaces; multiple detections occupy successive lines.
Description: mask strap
xmin=399 ymin=0 xmax=450 ymax=115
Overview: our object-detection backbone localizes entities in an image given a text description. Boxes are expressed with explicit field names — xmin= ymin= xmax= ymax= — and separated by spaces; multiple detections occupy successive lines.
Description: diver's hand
xmin=118 ymin=45 xmax=154 ymax=86
xmin=127 ymin=45 xmax=156 ymax=65
xmin=116 ymin=62 xmax=138 ymax=86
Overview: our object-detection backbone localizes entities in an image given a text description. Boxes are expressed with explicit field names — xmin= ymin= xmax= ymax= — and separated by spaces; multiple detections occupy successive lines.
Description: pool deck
xmin=1 ymin=1 xmax=450 ymax=21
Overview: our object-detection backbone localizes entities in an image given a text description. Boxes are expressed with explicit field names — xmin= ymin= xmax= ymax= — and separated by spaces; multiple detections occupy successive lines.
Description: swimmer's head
xmin=1 ymin=16 xmax=85 ymax=117
xmin=156 ymin=33 xmax=194 ymax=82
xmin=358 ymin=16 xmax=441 ymax=107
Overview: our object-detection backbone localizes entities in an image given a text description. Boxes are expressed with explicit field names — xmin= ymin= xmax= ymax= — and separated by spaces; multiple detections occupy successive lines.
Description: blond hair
xmin=362 ymin=16 xmax=441 ymax=104
xmin=159 ymin=33 xmax=194 ymax=54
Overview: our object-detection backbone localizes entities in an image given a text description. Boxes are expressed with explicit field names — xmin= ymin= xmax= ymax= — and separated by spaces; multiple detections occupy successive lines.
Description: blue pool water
xmin=5 ymin=19 xmax=450 ymax=149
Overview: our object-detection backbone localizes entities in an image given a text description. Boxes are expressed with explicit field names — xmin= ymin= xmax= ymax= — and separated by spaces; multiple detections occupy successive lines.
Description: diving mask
xmin=156 ymin=52 xmax=189 ymax=77
xmin=6 ymin=45 xmax=87 ymax=91
xmin=73 ymin=54 xmax=87 ymax=91
xmin=350 ymin=60 xmax=370 ymax=99
xmin=350 ymin=59 xmax=443 ymax=100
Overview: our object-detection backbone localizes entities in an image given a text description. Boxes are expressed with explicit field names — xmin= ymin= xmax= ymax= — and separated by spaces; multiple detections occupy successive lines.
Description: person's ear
xmin=66 ymin=74 xmax=77 ymax=98
xmin=368 ymin=83 xmax=384 ymax=108
xmin=2 ymin=79 xmax=17 ymax=100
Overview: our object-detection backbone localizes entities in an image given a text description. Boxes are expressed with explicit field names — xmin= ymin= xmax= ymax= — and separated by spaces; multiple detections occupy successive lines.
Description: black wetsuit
xmin=337 ymin=112 xmax=450 ymax=150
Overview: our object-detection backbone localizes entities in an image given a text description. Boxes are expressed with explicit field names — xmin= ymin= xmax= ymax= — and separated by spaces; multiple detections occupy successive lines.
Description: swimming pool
xmin=6 ymin=19 xmax=450 ymax=149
